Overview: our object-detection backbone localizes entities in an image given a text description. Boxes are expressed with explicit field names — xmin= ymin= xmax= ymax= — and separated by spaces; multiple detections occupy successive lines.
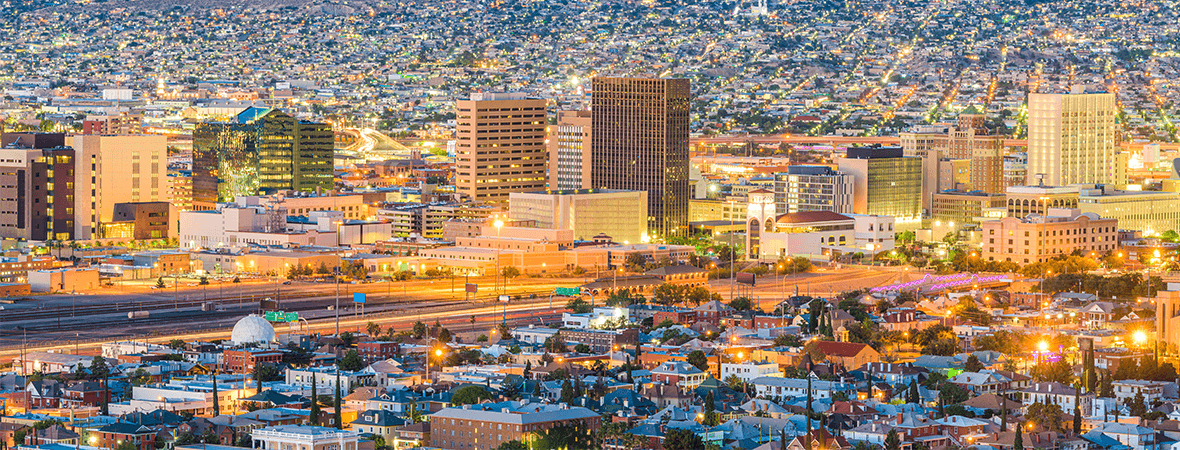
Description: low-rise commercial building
xmin=508 ymin=189 xmax=648 ymax=243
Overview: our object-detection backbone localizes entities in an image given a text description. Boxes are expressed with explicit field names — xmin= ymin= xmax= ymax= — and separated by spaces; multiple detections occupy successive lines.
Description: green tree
xmin=1013 ymin=422 xmax=1024 ymax=450
xmin=90 ymin=356 xmax=110 ymax=379
xmin=452 ymin=386 xmax=493 ymax=405
xmin=663 ymin=429 xmax=704 ymax=450
xmin=686 ymin=350 xmax=709 ymax=372
xmin=500 ymin=266 xmax=521 ymax=279
xmin=884 ymin=429 xmax=901 ymax=450
xmin=703 ymin=391 xmax=719 ymax=426
xmin=964 ymin=354 xmax=984 ymax=372
xmin=566 ymin=297 xmax=592 ymax=314
xmin=625 ymin=253 xmax=647 ymax=269
xmin=309 ymin=375 xmax=320 ymax=426
xmin=167 ymin=339 xmax=185 ymax=350
xmin=438 ymin=328 xmax=453 ymax=344
xmin=907 ymin=380 xmax=920 ymax=404
xmin=116 ymin=439 xmax=137 ymax=450
xmin=412 ymin=321 xmax=427 ymax=339
xmin=1129 ymin=391 xmax=1147 ymax=417
xmin=334 ymin=372 xmax=342 ymax=429
xmin=338 ymin=350 xmax=363 ymax=372
xmin=253 ymin=362 xmax=282 ymax=382
xmin=1025 ymin=402 xmax=1065 ymax=432
xmin=156 ymin=277 xmax=166 ymax=288
xmin=493 ymin=441 xmax=528 ymax=450
xmin=366 ymin=322 xmax=381 ymax=337
xmin=729 ymin=297 xmax=755 ymax=311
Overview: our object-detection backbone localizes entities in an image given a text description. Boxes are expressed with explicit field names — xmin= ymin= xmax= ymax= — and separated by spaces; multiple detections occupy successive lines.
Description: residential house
xmin=949 ymin=371 xmax=1009 ymax=395
xmin=351 ymin=410 xmax=407 ymax=440
xmin=694 ymin=300 xmax=736 ymax=326
xmin=61 ymin=381 xmax=109 ymax=408
xmin=786 ymin=428 xmax=850 ymax=450
xmin=650 ymin=361 xmax=707 ymax=389
xmin=1021 ymin=382 xmax=1092 ymax=415
xmin=813 ymin=341 xmax=880 ymax=368
xmin=93 ymin=422 xmax=157 ymax=450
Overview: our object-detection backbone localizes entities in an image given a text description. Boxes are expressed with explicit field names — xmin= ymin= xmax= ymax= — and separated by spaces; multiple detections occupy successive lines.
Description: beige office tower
xmin=1026 ymin=93 xmax=1117 ymax=186
xmin=455 ymin=93 xmax=548 ymax=204
xmin=548 ymin=110 xmax=592 ymax=190
xmin=69 ymin=135 xmax=171 ymax=239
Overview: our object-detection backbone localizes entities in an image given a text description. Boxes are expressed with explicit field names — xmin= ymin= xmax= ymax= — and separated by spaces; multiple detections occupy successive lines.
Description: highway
xmin=0 ymin=267 xmax=925 ymax=362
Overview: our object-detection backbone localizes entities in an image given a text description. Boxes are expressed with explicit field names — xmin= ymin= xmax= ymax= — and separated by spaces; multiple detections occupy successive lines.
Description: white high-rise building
xmin=1025 ymin=93 xmax=1118 ymax=187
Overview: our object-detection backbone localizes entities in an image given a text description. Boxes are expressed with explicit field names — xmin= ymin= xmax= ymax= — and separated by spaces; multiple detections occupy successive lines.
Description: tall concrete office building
xmin=0 ymin=133 xmax=77 ymax=241
xmin=69 ymin=135 xmax=170 ymax=239
xmin=193 ymin=108 xmax=333 ymax=206
xmin=591 ymin=77 xmax=691 ymax=239
xmin=548 ymin=110 xmax=592 ymax=191
xmin=455 ymin=93 xmax=547 ymax=204
xmin=1026 ymin=92 xmax=1118 ymax=186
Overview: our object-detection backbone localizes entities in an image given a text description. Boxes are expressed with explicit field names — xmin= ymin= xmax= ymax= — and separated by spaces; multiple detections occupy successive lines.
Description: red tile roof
xmin=775 ymin=211 xmax=853 ymax=224
xmin=814 ymin=341 xmax=873 ymax=357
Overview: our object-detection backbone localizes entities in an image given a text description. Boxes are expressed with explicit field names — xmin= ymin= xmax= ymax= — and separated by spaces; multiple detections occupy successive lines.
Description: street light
xmin=494 ymin=219 xmax=504 ymax=295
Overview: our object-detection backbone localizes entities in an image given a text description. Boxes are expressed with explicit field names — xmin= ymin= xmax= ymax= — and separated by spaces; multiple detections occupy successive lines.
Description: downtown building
xmin=0 ymin=132 xmax=171 ymax=242
xmin=835 ymin=146 xmax=923 ymax=228
xmin=192 ymin=108 xmax=334 ymax=207
xmin=454 ymin=93 xmax=548 ymax=204
xmin=507 ymin=189 xmax=648 ymax=244
xmin=591 ymin=77 xmax=691 ymax=239
xmin=547 ymin=109 xmax=592 ymax=190
xmin=1026 ymin=92 xmax=1121 ymax=186
xmin=772 ymin=165 xmax=854 ymax=214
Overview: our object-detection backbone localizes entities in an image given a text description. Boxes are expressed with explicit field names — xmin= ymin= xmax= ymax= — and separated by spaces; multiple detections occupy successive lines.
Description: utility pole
xmin=335 ymin=252 xmax=341 ymax=336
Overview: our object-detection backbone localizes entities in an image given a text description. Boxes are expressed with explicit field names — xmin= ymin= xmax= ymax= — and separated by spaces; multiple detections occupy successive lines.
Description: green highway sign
xmin=265 ymin=311 xmax=301 ymax=322
xmin=555 ymin=287 xmax=580 ymax=296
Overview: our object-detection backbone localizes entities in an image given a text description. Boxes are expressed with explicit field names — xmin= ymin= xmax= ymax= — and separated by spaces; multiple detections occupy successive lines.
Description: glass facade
xmin=193 ymin=109 xmax=333 ymax=204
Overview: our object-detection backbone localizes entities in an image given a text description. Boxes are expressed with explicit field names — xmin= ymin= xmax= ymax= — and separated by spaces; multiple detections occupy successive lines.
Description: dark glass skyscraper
xmin=193 ymin=108 xmax=333 ymax=205
xmin=590 ymin=77 xmax=691 ymax=239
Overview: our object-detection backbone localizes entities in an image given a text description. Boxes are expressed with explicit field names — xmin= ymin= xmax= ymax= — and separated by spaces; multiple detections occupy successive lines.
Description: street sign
xmin=465 ymin=283 xmax=478 ymax=293
xmin=353 ymin=292 xmax=366 ymax=304
xmin=555 ymin=287 xmax=579 ymax=296
xmin=498 ymin=295 xmax=510 ymax=302
xmin=265 ymin=311 xmax=300 ymax=322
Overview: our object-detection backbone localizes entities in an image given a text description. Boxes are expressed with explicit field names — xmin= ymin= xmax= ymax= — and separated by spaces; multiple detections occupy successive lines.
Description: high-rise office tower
xmin=591 ymin=77 xmax=691 ymax=239
xmin=773 ymin=165 xmax=854 ymax=214
xmin=836 ymin=146 xmax=923 ymax=225
xmin=0 ymin=133 xmax=77 ymax=241
xmin=192 ymin=108 xmax=333 ymax=206
xmin=455 ymin=93 xmax=547 ymax=204
xmin=548 ymin=110 xmax=592 ymax=191
xmin=1026 ymin=92 xmax=1118 ymax=186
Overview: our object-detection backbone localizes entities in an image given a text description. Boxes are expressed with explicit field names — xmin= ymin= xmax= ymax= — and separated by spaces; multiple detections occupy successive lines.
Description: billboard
xmin=736 ymin=272 xmax=756 ymax=286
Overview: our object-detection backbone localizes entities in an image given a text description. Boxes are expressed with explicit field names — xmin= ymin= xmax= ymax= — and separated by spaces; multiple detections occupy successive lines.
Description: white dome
xmin=231 ymin=314 xmax=275 ymax=345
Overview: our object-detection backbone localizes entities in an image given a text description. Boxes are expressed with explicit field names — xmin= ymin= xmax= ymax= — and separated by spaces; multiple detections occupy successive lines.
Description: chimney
xmin=897 ymin=412 xmax=903 ymax=423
